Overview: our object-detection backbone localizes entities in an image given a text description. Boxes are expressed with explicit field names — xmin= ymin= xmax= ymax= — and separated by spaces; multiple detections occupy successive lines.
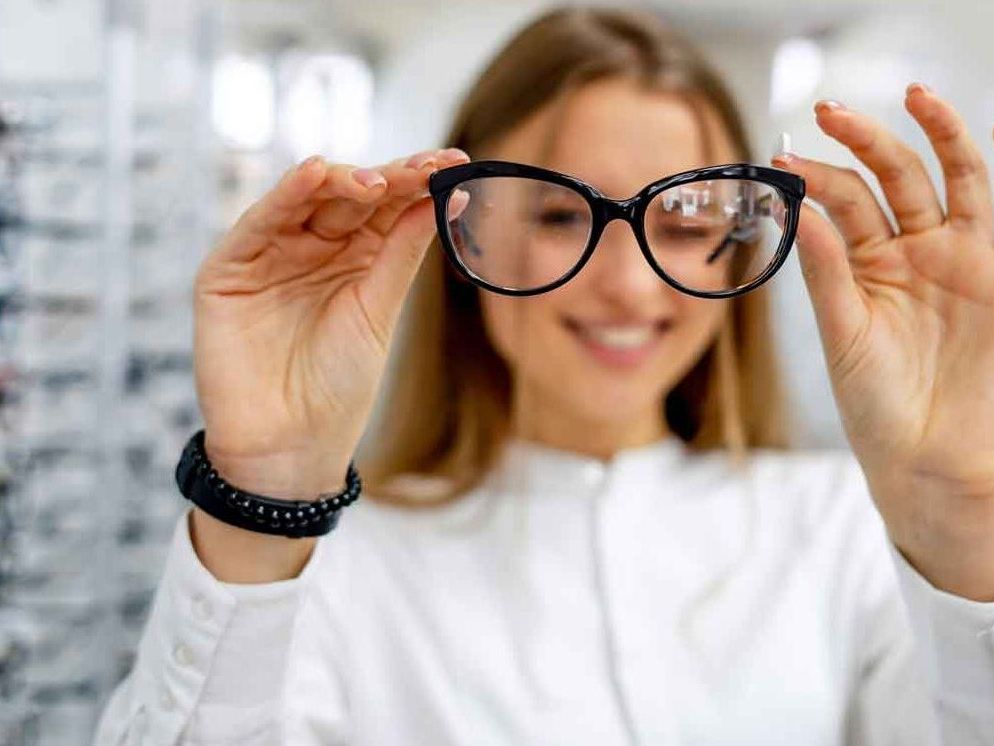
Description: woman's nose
xmin=583 ymin=220 xmax=666 ymax=298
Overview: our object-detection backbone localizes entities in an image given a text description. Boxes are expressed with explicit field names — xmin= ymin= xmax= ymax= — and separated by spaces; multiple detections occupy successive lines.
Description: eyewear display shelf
xmin=0 ymin=5 xmax=213 ymax=742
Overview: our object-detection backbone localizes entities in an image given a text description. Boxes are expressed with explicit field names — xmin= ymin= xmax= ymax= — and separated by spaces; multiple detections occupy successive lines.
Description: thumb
xmin=792 ymin=199 xmax=869 ymax=359
xmin=363 ymin=189 xmax=470 ymax=331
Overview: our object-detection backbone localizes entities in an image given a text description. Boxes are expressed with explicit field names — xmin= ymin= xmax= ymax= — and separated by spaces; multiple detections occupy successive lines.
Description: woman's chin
xmin=548 ymin=387 xmax=665 ymax=427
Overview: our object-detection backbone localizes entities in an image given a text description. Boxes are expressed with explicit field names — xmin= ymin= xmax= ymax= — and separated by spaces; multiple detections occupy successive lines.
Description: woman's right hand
xmin=192 ymin=147 xmax=470 ymax=499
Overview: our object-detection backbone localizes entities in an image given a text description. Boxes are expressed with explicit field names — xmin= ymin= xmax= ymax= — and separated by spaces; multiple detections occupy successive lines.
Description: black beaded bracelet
xmin=175 ymin=429 xmax=361 ymax=538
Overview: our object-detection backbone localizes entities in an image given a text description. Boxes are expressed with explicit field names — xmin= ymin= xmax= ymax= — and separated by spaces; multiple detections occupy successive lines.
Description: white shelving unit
xmin=0 ymin=1 xmax=214 ymax=742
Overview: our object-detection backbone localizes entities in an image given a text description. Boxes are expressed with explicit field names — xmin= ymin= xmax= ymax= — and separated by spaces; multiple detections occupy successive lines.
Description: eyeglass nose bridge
xmin=598 ymin=195 xmax=642 ymax=226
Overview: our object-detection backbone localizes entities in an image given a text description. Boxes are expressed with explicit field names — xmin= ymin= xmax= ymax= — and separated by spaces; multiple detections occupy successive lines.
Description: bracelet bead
xmin=174 ymin=429 xmax=360 ymax=538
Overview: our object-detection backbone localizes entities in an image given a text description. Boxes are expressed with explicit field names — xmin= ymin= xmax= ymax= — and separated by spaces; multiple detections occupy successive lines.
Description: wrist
xmin=204 ymin=435 xmax=353 ymax=501
xmin=177 ymin=429 xmax=358 ymax=539
xmin=891 ymin=530 xmax=994 ymax=603
xmin=189 ymin=507 xmax=318 ymax=583
xmin=884 ymin=488 xmax=994 ymax=603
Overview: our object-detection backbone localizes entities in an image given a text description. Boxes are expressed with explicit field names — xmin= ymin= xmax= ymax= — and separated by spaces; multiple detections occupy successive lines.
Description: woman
xmin=94 ymin=6 xmax=994 ymax=745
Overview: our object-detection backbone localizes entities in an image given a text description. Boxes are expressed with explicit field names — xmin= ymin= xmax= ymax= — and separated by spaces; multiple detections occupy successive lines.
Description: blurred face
xmin=476 ymin=76 xmax=741 ymax=458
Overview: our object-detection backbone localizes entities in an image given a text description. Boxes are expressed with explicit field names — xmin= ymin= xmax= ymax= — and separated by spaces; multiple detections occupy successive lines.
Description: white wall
xmin=360 ymin=2 xmax=994 ymax=448
xmin=767 ymin=5 xmax=994 ymax=445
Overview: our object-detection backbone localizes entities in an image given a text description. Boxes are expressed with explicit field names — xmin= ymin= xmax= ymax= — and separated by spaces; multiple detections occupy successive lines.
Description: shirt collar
xmin=489 ymin=433 xmax=688 ymax=496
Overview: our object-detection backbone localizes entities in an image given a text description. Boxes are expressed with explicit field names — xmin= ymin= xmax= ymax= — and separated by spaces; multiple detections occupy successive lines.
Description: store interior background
xmin=0 ymin=0 xmax=992 ymax=742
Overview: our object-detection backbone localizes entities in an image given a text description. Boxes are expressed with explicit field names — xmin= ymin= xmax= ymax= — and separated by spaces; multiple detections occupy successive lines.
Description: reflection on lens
xmin=644 ymin=178 xmax=787 ymax=293
xmin=445 ymin=176 xmax=592 ymax=290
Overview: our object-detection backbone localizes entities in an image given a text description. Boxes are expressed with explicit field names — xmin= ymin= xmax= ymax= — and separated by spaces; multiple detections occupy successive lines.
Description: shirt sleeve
xmin=834 ymin=453 xmax=994 ymax=746
xmin=90 ymin=506 xmax=345 ymax=745
xmin=886 ymin=537 xmax=994 ymax=745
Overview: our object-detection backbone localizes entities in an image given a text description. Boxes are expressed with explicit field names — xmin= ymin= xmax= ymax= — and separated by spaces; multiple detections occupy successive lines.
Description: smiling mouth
xmin=562 ymin=317 xmax=673 ymax=350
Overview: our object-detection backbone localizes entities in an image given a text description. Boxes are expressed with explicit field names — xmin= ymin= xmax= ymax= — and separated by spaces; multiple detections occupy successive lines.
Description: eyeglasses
xmin=428 ymin=160 xmax=805 ymax=298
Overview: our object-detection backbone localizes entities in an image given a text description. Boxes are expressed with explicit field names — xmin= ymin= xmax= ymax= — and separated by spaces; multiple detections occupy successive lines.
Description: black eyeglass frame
xmin=428 ymin=159 xmax=805 ymax=299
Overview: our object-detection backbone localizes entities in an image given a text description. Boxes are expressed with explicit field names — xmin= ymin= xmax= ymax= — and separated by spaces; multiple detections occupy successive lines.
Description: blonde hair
xmin=359 ymin=5 xmax=793 ymax=506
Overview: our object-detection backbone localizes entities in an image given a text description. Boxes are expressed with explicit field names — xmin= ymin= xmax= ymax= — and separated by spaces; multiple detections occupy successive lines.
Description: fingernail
xmin=906 ymin=81 xmax=931 ymax=96
xmin=406 ymin=151 xmax=438 ymax=170
xmin=447 ymin=188 xmax=471 ymax=220
xmin=814 ymin=99 xmax=846 ymax=113
xmin=350 ymin=167 xmax=386 ymax=189
xmin=298 ymin=154 xmax=325 ymax=171
xmin=771 ymin=153 xmax=795 ymax=168
xmin=439 ymin=147 xmax=469 ymax=161
xmin=771 ymin=131 xmax=796 ymax=165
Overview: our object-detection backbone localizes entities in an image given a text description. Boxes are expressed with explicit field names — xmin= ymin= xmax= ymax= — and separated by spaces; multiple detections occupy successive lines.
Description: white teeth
xmin=581 ymin=325 xmax=655 ymax=348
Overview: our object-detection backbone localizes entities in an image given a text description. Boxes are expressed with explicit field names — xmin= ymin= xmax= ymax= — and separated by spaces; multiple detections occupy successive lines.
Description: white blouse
xmin=92 ymin=436 xmax=994 ymax=745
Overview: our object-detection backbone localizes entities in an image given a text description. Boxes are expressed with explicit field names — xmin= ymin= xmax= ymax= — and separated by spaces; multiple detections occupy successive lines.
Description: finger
xmin=904 ymin=82 xmax=994 ymax=240
xmin=219 ymin=156 xmax=384 ymax=262
xmin=359 ymin=188 xmax=472 ymax=336
xmin=366 ymin=148 xmax=470 ymax=236
xmin=295 ymin=165 xmax=390 ymax=242
xmin=215 ymin=155 xmax=329 ymax=262
xmin=814 ymin=99 xmax=945 ymax=235
xmin=307 ymin=148 xmax=469 ymax=241
xmin=312 ymin=148 xmax=463 ymax=201
xmin=791 ymin=199 xmax=870 ymax=370
xmin=357 ymin=197 xmax=437 ymax=339
xmin=307 ymin=150 xmax=437 ymax=239
xmin=247 ymin=159 xmax=385 ymax=233
xmin=771 ymin=151 xmax=896 ymax=250
xmin=305 ymin=151 xmax=434 ymax=241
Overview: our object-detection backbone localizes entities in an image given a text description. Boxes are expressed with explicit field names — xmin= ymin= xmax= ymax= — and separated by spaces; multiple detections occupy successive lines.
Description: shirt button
xmin=134 ymin=703 xmax=148 ymax=730
xmin=173 ymin=642 xmax=194 ymax=667
xmin=581 ymin=462 xmax=604 ymax=486
xmin=159 ymin=686 xmax=176 ymax=711
xmin=191 ymin=593 xmax=212 ymax=621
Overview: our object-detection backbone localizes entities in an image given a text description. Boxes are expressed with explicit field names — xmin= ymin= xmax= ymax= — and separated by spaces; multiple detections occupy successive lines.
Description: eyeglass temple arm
xmin=704 ymin=193 xmax=778 ymax=264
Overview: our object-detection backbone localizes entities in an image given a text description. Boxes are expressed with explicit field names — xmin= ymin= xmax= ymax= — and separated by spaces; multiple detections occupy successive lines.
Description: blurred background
xmin=0 ymin=0 xmax=991 ymax=742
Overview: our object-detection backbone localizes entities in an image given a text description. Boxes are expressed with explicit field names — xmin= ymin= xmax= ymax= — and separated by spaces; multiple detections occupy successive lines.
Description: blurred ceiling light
xmin=212 ymin=56 xmax=275 ymax=150
xmin=283 ymin=53 xmax=374 ymax=163
xmin=770 ymin=37 xmax=824 ymax=116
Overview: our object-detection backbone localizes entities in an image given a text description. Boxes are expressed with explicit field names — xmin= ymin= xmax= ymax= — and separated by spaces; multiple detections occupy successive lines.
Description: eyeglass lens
xmin=445 ymin=175 xmax=789 ymax=293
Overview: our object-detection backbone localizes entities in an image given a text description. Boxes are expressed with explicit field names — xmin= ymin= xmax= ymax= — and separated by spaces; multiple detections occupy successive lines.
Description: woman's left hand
xmin=770 ymin=82 xmax=994 ymax=601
